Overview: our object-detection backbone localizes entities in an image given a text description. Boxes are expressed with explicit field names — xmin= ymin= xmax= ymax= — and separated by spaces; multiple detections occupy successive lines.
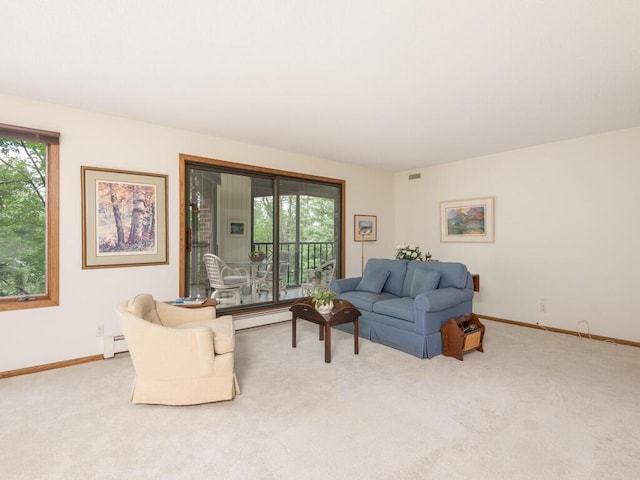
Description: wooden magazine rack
xmin=441 ymin=313 xmax=485 ymax=361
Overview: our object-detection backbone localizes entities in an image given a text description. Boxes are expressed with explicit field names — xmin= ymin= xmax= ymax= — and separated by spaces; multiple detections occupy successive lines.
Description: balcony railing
xmin=253 ymin=242 xmax=335 ymax=286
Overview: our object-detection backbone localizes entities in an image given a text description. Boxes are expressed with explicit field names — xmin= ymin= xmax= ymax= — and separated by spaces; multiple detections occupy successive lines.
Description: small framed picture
xmin=227 ymin=219 xmax=247 ymax=237
xmin=354 ymin=214 xmax=377 ymax=242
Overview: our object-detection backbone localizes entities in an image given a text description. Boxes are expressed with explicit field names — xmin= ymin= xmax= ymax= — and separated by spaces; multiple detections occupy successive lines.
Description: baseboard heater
xmin=103 ymin=309 xmax=290 ymax=358
xmin=234 ymin=309 xmax=290 ymax=330
xmin=104 ymin=335 xmax=128 ymax=358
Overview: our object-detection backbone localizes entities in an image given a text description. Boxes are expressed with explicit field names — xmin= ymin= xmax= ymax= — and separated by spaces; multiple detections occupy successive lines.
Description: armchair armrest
xmin=330 ymin=277 xmax=361 ymax=294
xmin=121 ymin=315 xmax=216 ymax=379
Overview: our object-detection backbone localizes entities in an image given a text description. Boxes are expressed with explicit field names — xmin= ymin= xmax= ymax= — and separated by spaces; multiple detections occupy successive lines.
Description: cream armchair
xmin=116 ymin=294 xmax=240 ymax=405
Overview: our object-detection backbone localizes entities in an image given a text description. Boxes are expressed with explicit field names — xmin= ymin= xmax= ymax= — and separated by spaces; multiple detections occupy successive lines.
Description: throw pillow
xmin=356 ymin=269 xmax=391 ymax=294
xmin=410 ymin=269 xmax=441 ymax=298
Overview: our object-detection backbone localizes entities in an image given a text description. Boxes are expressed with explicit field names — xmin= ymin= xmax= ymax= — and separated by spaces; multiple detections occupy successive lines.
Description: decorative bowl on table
xmin=249 ymin=251 xmax=265 ymax=262
xmin=312 ymin=289 xmax=337 ymax=314
xmin=315 ymin=301 xmax=333 ymax=315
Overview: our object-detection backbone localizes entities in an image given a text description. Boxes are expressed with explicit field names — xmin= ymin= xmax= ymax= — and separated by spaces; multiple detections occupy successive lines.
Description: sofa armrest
xmin=412 ymin=288 xmax=474 ymax=336
xmin=331 ymin=277 xmax=361 ymax=294
xmin=414 ymin=288 xmax=474 ymax=313
xmin=465 ymin=272 xmax=474 ymax=291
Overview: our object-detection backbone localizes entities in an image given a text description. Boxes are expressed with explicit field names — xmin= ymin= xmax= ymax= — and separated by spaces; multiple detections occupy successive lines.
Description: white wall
xmin=6 ymin=92 xmax=635 ymax=372
xmin=219 ymin=173 xmax=253 ymax=262
xmin=0 ymin=94 xmax=395 ymax=371
xmin=395 ymin=127 xmax=640 ymax=342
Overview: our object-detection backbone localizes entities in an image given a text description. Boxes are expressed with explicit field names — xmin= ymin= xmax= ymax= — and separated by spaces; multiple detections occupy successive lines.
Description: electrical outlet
xmin=97 ymin=324 xmax=104 ymax=337
xmin=539 ymin=300 xmax=546 ymax=313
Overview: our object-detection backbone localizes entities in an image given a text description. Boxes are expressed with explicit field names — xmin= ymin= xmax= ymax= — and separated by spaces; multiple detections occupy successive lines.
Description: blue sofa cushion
xmin=339 ymin=291 xmax=398 ymax=312
xmin=356 ymin=269 xmax=390 ymax=294
xmin=373 ymin=297 xmax=415 ymax=323
xmin=410 ymin=269 xmax=440 ymax=298
xmin=362 ymin=258 xmax=408 ymax=297
xmin=402 ymin=261 xmax=469 ymax=297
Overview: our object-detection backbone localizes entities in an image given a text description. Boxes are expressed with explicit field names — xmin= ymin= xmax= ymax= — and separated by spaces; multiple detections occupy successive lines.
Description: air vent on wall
xmin=408 ymin=173 xmax=421 ymax=180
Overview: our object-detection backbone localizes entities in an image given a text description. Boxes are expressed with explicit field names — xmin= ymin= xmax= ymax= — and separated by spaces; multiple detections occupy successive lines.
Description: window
xmin=0 ymin=124 xmax=59 ymax=310
xmin=179 ymin=154 xmax=344 ymax=313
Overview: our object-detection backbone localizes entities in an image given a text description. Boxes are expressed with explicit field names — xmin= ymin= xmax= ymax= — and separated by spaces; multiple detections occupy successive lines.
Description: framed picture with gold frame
xmin=81 ymin=166 xmax=168 ymax=268
xmin=354 ymin=214 xmax=377 ymax=242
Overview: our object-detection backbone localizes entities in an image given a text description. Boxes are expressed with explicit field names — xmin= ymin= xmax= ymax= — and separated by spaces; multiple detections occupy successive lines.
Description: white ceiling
xmin=2 ymin=1 xmax=639 ymax=172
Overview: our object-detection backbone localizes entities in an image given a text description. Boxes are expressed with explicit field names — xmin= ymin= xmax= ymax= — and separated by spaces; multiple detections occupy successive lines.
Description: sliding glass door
xmin=181 ymin=155 xmax=343 ymax=313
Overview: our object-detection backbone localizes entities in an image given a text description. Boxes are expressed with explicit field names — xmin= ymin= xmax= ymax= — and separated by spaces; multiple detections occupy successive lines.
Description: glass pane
xmin=0 ymin=138 xmax=47 ymax=298
xmin=279 ymin=179 xmax=340 ymax=300
xmin=183 ymin=161 xmax=341 ymax=312
xmin=185 ymin=168 xmax=215 ymax=300
xmin=185 ymin=167 xmax=275 ymax=307
xmin=278 ymin=193 xmax=296 ymax=302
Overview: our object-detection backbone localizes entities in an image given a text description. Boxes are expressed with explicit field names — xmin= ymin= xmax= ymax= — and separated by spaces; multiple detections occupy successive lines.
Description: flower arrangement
xmin=394 ymin=244 xmax=423 ymax=261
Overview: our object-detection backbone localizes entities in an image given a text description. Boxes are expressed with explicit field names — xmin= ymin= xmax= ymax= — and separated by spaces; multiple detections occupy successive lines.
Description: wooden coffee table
xmin=290 ymin=298 xmax=361 ymax=363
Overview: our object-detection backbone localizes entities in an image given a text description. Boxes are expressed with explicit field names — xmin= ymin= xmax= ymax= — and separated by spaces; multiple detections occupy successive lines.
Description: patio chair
xmin=301 ymin=258 xmax=336 ymax=297
xmin=203 ymin=253 xmax=250 ymax=303
xmin=256 ymin=251 xmax=290 ymax=298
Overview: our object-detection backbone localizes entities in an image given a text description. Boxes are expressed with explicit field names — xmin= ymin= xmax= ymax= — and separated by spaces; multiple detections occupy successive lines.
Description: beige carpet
xmin=1 ymin=320 xmax=639 ymax=480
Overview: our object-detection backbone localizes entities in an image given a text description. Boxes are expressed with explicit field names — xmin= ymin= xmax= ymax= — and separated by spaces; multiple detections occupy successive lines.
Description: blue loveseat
xmin=330 ymin=258 xmax=474 ymax=358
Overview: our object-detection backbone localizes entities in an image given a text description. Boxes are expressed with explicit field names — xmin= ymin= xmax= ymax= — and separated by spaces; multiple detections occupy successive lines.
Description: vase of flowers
xmin=394 ymin=244 xmax=423 ymax=261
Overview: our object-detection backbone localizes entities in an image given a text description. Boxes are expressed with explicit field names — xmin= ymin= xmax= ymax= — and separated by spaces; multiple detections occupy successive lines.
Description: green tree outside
xmin=254 ymin=195 xmax=335 ymax=243
xmin=0 ymin=138 xmax=46 ymax=297
xmin=253 ymin=194 xmax=335 ymax=282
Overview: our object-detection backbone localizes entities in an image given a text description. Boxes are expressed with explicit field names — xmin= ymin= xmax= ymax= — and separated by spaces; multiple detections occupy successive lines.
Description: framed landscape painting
xmin=82 ymin=166 xmax=168 ymax=268
xmin=354 ymin=214 xmax=377 ymax=241
xmin=440 ymin=197 xmax=495 ymax=243
xmin=227 ymin=219 xmax=247 ymax=237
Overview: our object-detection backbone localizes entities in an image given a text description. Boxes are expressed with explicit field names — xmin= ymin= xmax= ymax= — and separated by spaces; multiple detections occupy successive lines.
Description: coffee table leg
xmin=319 ymin=324 xmax=324 ymax=341
xmin=292 ymin=316 xmax=297 ymax=348
xmin=354 ymin=318 xmax=359 ymax=355
xmin=324 ymin=324 xmax=331 ymax=363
